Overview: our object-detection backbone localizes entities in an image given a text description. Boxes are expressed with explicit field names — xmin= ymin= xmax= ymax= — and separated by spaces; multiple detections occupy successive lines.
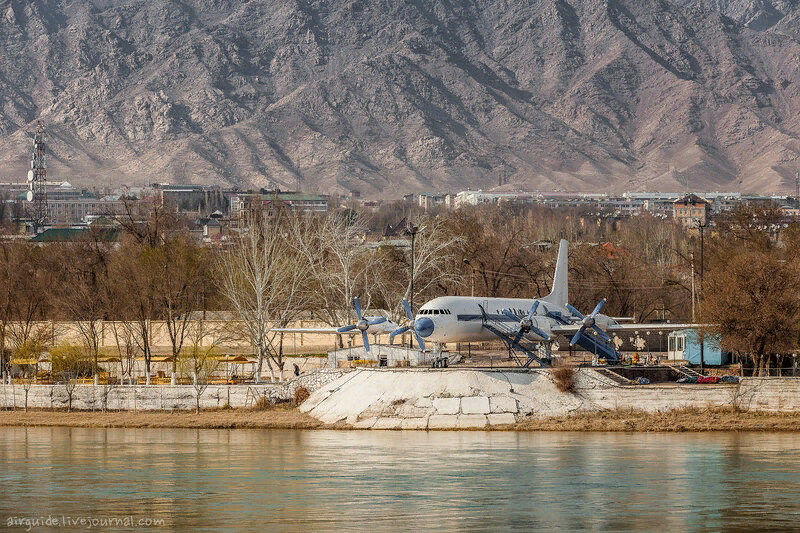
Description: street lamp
xmin=407 ymin=222 xmax=420 ymax=316
xmin=463 ymin=258 xmax=474 ymax=297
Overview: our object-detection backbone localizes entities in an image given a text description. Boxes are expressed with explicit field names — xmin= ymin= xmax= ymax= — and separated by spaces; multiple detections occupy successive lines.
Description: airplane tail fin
xmin=542 ymin=239 xmax=568 ymax=307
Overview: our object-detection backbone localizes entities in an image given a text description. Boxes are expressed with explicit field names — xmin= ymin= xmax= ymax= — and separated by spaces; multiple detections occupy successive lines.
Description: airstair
xmin=572 ymin=330 xmax=621 ymax=364
xmin=666 ymin=364 xmax=704 ymax=379
xmin=480 ymin=315 xmax=551 ymax=368
xmin=592 ymin=367 xmax=633 ymax=385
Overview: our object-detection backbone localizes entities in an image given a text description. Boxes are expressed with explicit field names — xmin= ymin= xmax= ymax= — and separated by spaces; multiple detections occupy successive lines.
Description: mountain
xmin=2 ymin=0 xmax=800 ymax=198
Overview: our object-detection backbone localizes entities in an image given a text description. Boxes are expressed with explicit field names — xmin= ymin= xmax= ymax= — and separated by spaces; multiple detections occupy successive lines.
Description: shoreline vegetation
xmin=3 ymin=406 xmax=800 ymax=432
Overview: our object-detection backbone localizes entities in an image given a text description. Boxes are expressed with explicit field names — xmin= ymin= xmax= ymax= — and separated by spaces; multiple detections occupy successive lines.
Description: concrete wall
xmin=1 ymin=320 xmax=382 ymax=355
xmin=301 ymin=369 xmax=800 ymax=429
xmin=0 ymin=369 xmax=348 ymax=411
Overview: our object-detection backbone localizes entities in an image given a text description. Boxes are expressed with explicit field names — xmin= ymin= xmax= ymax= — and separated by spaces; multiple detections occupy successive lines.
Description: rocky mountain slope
xmin=2 ymin=0 xmax=800 ymax=197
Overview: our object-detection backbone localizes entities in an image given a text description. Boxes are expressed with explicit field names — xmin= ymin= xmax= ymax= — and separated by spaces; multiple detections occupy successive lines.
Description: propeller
xmin=336 ymin=297 xmax=386 ymax=352
xmin=566 ymin=299 xmax=610 ymax=346
xmin=389 ymin=298 xmax=426 ymax=351
xmin=501 ymin=301 xmax=552 ymax=344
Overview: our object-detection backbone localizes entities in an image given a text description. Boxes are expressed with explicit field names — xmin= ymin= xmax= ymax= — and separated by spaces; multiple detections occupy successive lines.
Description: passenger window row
xmin=419 ymin=309 xmax=451 ymax=315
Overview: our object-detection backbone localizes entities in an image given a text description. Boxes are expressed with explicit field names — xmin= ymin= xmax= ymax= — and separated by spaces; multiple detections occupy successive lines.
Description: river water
xmin=1 ymin=428 xmax=799 ymax=532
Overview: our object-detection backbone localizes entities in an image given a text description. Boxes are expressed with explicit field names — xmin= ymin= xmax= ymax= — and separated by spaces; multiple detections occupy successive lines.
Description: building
xmin=229 ymin=191 xmax=328 ymax=221
xmin=673 ymin=194 xmax=711 ymax=228
xmin=453 ymin=190 xmax=531 ymax=207
xmin=418 ymin=193 xmax=446 ymax=211
xmin=18 ymin=182 xmax=124 ymax=224
xmin=153 ymin=183 xmax=208 ymax=211
xmin=667 ymin=329 xmax=730 ymax=365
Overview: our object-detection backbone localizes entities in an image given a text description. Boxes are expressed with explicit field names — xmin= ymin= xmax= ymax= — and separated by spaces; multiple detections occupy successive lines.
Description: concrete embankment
xmin=300 ymin=368 xmax=800 ymax=429
xmin=0 ymin=370 xmax=348 ymax=411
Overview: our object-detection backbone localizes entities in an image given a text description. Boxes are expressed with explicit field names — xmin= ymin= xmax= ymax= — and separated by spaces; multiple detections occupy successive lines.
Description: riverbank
xmin=4 ymin=406 xmax=800 ymax=431
xmin=0 ymin=408 xmax=325 ymax=429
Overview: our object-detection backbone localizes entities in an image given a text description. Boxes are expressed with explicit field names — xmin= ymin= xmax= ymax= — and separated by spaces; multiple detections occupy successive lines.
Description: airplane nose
xmin=415 ymin=317 xmax=435 ymax=338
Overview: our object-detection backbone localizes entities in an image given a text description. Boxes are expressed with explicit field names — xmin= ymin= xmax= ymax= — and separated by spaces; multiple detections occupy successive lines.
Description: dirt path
xmin=3 ymin=407 xmax=800 ymax=432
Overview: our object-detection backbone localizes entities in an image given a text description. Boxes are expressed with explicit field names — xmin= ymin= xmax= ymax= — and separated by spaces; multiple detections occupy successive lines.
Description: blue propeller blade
xmin=402 ymin=298 xmax=413 ymax=320
xmin=336 ymin=325 xmax=357 ymax=333
xmin=570 ymin=328 xmax=584 ymax=346
xmin=592 ymin=324 xmax=610 ymax=342
xmin=361 ymin=330 xmax=370 ymax=352
xmin=389 ymin=326 xmax=409 ymax=344
xmin=529 ymin=301 xmax=540 ymax=317
xmin=566 ymin=303 xmax=584 ymax=319
xmin=414 ymin=332 xmax=425 ymax=352
xmin=354 ymin=297 xmax=363 ymax=320
xmin=501 ymin=309 xmax=518 ymax=322
xmin=591 ymin=299 xmax=606 ymax=316
xmin=530 ymin=326 xmax=551 ymax=341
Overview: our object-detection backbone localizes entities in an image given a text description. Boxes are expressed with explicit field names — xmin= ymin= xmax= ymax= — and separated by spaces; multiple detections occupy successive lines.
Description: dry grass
xmin=552 ymin=367 xmax=576 ymax=393
xmin=293 ymin=386 xmax=310 ymax=406
xmin=513 ymin=406 xmax=800 ymax=432
xmin=0 ymin=407 xmax=324 ymax=430
xmin=252 ymin=394 xmax=272 ymax=411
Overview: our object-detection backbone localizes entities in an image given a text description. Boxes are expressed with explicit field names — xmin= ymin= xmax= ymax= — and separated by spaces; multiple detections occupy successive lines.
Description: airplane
xmin=391 ymin=239 xmax=698 ymax=366
xmin=273 ymin=297 xmax=401 ymax=352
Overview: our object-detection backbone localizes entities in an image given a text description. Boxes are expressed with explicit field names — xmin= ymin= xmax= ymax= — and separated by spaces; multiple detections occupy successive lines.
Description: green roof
xmin=30 ymin=228 xmax=119 ymax=242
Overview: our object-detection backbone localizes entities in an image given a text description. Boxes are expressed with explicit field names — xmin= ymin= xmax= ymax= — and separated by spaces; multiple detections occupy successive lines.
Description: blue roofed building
xmin=667 ymin=329 xmax=730 ymax=365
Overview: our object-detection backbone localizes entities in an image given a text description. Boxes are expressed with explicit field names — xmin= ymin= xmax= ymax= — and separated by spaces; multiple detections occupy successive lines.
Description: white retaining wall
xmin=0 ymin=369 xmax=348 ymax=411
xmin=300 ymin=369 xmax=800 ymax=429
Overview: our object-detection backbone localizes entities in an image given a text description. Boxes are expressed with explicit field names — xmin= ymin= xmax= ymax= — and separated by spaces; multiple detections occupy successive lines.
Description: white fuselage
xmin=415 ymin=295 xmax=617 ymax=345
xmin=416 ymin=296 xmax=554 ymax=343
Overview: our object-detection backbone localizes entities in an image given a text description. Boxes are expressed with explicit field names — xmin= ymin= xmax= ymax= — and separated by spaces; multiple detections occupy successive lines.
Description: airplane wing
xmin=272 ymin=321 xmax=400 ymax=335
xmin=272 ymin=327 xmax=356 ymax=334
xmin=550 ymin=323 xmax=703 ymax=334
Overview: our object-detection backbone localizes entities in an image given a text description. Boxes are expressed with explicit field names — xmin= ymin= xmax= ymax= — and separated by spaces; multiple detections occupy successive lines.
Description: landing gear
xmin=431 ymin=343 xmax=449 ymax=368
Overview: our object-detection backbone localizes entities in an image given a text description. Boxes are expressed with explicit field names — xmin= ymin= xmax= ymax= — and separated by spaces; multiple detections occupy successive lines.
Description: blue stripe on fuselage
xmin=456 ymin=314 xmax=516 ymax=322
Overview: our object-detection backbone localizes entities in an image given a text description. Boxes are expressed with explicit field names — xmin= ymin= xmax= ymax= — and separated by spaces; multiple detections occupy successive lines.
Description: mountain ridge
xmin=2 ymin=0 xmax=800 ymax=198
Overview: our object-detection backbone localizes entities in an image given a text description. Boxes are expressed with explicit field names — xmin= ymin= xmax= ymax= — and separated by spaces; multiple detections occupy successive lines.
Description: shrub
xmin=253 ymin=394 xmax=272 ymax=410
xmin=553 ymin=367 xmax=576 ymax=393
xmin=50 ymin=342 xmax=95 ymax=378
xmin=293 ymin=386 xmax=310 ymax=406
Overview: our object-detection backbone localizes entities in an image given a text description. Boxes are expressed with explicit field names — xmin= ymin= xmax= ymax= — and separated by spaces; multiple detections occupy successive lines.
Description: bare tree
xmin=403 ymin=217 xmax=466 ymax=308
xmin=217 ymin=212 xmax=312 ymax=382
xmin=701 ymin=244 xmax=800 ymax=376
xmin=56 ymin=231 xmax=114 ymax=379
xmin=63 ymin=376 xmax=77 ymax=413
xmin=147 ymin=236 xmax=209 ymax=378
xmin=110 ymin=241 xmax=159 ymax=379
xmin=21 ymin=376 xmax=34 ymax=412
xmin=293 ymin=210 xmax=380 ymax=327
xmin=179 ymin=321 xmax=226 ymax=414
xmin=109 ymin=321 xmax=138 ymax=385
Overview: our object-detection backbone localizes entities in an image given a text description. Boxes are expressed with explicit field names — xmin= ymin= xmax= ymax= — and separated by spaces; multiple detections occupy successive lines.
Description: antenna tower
xmin=27 ymin=122 xmax=48 ymax=231
xmin=795 ymin=171 xmax=799 ymax=208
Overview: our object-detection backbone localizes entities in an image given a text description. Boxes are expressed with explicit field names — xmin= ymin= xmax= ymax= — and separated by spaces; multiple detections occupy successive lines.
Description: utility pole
xmin=406 ymin=222 xmax=421 ymax=350
xmin=690 ymin=252 xmax=696 ymax=323
xmin=696 ymin=221 xmax=707 ymax=374
xmin=796 ymin=171 xmax=799 ymax=209
xmin=463 ymin=258 xmax=475 ymax=297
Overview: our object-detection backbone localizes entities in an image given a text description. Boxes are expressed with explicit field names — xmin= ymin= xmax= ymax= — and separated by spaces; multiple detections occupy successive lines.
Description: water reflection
xmin=1 ymin=429 xmax=799 ymax=532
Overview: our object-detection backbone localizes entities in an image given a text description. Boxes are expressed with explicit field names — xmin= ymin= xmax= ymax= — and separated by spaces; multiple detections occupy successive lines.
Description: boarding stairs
xmin=666 ymin=364 xmax=704 ymax=379
xmin=572 ymin=330 xmax=621 ymax=364
xmin=592 ymin=367 xmax=634 ymax=385
xmin=480 ymin=316 xmax=550 ymax=368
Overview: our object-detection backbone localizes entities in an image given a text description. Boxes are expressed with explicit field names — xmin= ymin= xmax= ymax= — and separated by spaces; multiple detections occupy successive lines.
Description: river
xmin=1 ymin=428 xmax=799 ymax=532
